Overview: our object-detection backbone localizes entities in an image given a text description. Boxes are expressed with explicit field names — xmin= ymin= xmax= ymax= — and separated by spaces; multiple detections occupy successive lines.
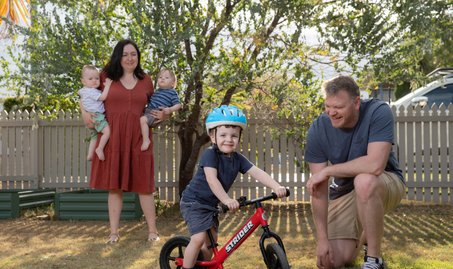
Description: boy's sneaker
xmin=362 ymin=255 xmax=384 ymax=269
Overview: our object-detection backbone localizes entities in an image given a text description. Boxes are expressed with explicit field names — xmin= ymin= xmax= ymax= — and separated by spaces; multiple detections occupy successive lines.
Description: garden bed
xmin=0 ymin=189 xmax=56 ymax=219
xmin=54 ymin=189 xmax=143 ymax=220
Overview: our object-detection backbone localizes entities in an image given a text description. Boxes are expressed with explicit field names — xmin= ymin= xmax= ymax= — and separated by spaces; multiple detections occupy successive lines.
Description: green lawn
xmin=0 ymin=199 xmax=452 ymax=268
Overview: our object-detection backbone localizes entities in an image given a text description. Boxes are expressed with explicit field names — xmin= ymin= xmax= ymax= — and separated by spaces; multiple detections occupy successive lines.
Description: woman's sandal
xmin=106 ymin=233 xmax=120 ymax=244
xmin=148 ymin=231 xmax=160 ymax=242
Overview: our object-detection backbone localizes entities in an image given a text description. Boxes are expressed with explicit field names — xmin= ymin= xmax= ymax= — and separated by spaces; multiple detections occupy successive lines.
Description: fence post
xmin=31 ymin=111 xmax=39 ymax=188
xmin=1 ymin=111 xmax=8 ymax=190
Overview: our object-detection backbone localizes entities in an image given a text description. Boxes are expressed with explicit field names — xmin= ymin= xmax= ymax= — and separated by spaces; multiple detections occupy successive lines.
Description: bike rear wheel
xmin=265 ymin=243 xmax=290 ymax=269
xmin=159 ymin=235 xmax=205 ymax=269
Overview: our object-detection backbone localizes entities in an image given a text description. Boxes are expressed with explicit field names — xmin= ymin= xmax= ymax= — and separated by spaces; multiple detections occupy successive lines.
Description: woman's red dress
xmin=89 ymin=72 xmax=155 ymax=193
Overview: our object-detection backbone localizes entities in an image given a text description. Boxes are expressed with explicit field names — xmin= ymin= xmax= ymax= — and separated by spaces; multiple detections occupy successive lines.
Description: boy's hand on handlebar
xmin=223 ymin=198 xmax=240 ymax=211
xmin=275 ymin=187 xmax=287 ymax=199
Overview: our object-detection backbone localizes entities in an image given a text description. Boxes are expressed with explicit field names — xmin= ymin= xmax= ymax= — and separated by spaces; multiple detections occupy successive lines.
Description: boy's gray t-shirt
xmin=182 ymin=146 xmax=253 ymax=207
xmin=305 ymin=98 xmax=404 ymax=200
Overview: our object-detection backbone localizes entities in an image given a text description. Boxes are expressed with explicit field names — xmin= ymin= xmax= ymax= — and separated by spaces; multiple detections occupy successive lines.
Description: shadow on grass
xmin=385 ymin=202 xmax=453 ymax=246
xmin=0 ymin=202 xmax=186 ymax=268
xmin=0 ymin=200 xmax=452 ymax=269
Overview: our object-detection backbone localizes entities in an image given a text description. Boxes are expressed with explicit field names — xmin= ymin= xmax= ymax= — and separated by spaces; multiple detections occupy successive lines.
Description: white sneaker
xmin=362 ymin=256 xmax=384 ymax=269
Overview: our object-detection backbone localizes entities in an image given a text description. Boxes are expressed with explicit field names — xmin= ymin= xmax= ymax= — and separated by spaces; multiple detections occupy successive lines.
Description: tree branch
xmin=221 ymin=85 xmax=237 ymax=106
xmin=246 ymin=9 xmax=282 ymax=60
xmin=200 ymin=0 xmax=212 ymax=37
xmin=201 ymin=0 xmax=236 ymax=63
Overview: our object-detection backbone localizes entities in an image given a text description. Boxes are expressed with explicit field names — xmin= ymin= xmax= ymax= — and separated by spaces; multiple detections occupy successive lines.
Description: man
xmin=305 ymin=75 xmax=406 ymax=269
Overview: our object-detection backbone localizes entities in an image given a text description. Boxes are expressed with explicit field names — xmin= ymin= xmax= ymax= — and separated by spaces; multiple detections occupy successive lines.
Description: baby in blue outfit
xmin=140 ymin=68 xmax=181 ymax=151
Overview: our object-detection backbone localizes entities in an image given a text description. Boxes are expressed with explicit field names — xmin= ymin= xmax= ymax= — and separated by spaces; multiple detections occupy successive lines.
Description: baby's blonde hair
xmin=158 ymin=68 xmax=177 ymax=85
xmin=81 ymin=65 xmax=99 ymax=79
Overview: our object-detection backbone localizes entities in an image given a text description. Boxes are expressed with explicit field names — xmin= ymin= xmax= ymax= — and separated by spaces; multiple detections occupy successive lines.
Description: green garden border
xmin=0 ymin=189 xmax=56 ymax=219
xmin=54 ymin=189 xmax=143 ymax=220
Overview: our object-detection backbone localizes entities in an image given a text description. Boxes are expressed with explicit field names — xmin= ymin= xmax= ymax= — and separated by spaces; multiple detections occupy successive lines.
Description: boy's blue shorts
xmin=180 ymin=199 xmax=219 ymax=236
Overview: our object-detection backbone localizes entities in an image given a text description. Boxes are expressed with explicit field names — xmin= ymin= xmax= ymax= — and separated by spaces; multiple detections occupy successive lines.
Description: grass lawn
xmin=0 ymin=199 xmax=452 ymax=269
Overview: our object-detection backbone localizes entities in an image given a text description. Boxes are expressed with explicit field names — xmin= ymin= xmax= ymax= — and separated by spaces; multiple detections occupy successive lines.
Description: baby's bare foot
xmin=87 ymin=155 xmax=93 ymax=161
xmin=95 ymin=148 xmax=105 ymax=161
xmin=141 ymin=139 xmax=151 ymax=151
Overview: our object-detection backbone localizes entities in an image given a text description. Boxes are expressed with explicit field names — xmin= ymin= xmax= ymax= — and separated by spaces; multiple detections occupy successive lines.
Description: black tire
xmin=159 ymin=235 xmax=205 ymax=269
xmin=265 ymin=243 xmax=290 ymax=269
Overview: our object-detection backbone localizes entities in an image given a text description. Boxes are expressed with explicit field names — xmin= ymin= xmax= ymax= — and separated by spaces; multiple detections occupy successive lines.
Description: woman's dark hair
xmin=103 ymin=39 xmax=145 ymax=81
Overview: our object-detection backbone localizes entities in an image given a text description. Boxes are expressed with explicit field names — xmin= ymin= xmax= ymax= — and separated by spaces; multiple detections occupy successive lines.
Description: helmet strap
xmin=213 ymin=128 xmax=227 ymax=155
xmin=212 ymin=143 xmax=226 ymax=155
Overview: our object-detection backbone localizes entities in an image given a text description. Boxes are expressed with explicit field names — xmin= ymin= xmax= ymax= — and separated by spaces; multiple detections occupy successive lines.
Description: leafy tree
xmin=317 ymin=0 xmax=453 ymax=92
xmin=394 ymin=81 xmax=411 ymax=101
xmin=247 ymin=71 xmax=324 ymax=172
xmin=127 ymin=0 xmax=330 ymax=195
xmin=0 ymin=0 xmax=354 ymax=196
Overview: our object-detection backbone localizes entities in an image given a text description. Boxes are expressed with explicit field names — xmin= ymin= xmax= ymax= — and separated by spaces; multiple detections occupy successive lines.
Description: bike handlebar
xmin=222 ymin=189 xmax=290 ymax=213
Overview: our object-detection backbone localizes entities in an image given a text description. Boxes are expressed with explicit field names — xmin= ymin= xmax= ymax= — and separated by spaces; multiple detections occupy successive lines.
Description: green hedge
xmin=2 ymin=95 xmax=77 ymax=113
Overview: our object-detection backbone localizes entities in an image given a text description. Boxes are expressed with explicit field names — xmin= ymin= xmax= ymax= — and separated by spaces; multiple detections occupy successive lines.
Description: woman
xmin=81 ymin=39 xmax=170 ymax=243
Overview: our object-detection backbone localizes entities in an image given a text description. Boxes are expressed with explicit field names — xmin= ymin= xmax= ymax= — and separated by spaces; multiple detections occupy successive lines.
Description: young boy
xmin=79 ymin=65 xmax=111 ymax=161
xmin=140 ymin=68 xmax=181 ymax=151
xmin=179 ymin=105 xmax=287 ymax=269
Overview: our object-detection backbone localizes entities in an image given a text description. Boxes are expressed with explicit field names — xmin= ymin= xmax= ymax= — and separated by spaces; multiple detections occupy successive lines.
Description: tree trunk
xmin=178 ymin=126 xmax=210 ymax=198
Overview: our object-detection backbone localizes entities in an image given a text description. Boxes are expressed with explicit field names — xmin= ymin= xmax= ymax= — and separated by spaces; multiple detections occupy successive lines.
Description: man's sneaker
xmin=362 ymin=255 xmax=384 ymax=269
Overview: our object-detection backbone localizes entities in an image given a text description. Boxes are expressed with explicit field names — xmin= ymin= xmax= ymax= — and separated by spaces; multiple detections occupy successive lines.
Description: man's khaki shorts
xmin=327 ymin=171 xmax=406 ymax=242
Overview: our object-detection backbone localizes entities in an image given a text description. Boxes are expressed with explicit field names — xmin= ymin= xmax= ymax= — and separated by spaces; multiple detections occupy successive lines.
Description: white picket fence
xmin=0 ymin=105 xmax=451 ymax=203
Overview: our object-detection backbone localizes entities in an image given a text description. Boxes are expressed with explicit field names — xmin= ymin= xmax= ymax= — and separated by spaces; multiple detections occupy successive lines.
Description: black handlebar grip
xmin=222 ymin=204 xmax=229 ymax=213
xmin=272 ymin=189 xmax=291 ymax=200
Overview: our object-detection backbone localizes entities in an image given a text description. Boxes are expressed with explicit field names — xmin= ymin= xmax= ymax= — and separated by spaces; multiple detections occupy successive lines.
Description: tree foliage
xmin=126 ymin=0 xmax=329 ymax=194
xmin=7 ymin=0 xmax=450 ymax=196
xmin=317 ymin=0 xmax=453 ymax=90
xmin=1 ymin=0 xmax=329 ymax=196
xmin=1 ymin=0 xmax=123 ymax=111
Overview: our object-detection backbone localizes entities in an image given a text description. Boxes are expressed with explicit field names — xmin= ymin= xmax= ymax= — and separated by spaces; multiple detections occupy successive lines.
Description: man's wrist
xmin=317 ymin=234 xmax=329 ymax=244
xmin=321 ymin=166 xmax=330 ymax=179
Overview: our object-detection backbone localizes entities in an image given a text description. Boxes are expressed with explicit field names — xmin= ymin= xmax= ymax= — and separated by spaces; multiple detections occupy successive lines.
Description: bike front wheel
xmin=265 ymin=243 xmax=290 ymax=269
xmin=159 ymin=235 xmax=205 ymax=269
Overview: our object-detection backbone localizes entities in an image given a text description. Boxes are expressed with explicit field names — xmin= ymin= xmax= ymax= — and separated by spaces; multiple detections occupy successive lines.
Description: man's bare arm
xmin=308 ymin=162 xmax=335 ymax=268
xmin=316 ymin=141 xmax=391 ymax=180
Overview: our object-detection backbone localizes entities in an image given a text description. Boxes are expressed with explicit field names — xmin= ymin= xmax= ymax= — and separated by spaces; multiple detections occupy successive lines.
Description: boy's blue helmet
xmin=206 ymin=105 xmax=247 ymax=133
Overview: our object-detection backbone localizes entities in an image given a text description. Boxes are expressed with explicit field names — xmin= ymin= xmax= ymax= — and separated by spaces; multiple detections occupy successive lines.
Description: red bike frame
xmin=173 ymin=191 xmax=288 ymax=269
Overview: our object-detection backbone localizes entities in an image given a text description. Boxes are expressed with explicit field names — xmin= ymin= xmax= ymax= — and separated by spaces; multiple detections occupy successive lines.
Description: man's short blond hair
xmin=321 ymin=75 xmax=360 ymax=101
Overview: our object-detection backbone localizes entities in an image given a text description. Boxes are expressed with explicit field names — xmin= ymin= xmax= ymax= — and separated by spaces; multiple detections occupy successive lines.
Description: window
xmin=423 ymin=84 xmax=453 ymax=108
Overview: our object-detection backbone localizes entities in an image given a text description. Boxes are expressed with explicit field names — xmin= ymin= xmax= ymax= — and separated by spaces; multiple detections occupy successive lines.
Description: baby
xmin=79 ymin=65 xmax=111 ymax=161
xmin=140 ymin=68 xmax=181 ymax=151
